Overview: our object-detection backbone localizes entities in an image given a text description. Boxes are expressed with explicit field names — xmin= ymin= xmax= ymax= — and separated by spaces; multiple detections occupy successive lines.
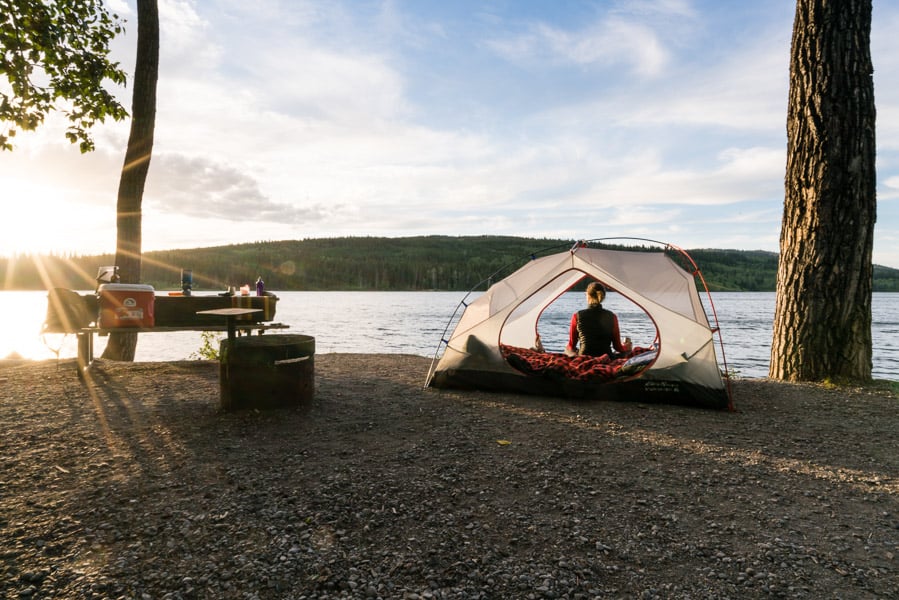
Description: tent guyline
xmin=425 ymin=238 xmax=734 ymax=410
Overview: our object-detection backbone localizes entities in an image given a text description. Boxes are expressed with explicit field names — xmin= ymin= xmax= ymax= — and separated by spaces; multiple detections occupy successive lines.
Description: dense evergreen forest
xmin=3 ymin=236 xmax=899 ymax=292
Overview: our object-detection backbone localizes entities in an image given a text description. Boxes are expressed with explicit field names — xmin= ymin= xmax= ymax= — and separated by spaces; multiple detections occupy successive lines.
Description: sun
xmin=0 ymin=176 xmax=114 ymax=257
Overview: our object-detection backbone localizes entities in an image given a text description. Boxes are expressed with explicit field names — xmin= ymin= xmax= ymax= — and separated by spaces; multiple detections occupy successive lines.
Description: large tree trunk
xmin=102 ymin=0 xmax=159 ymax=361
xmin=769 ymin=0 xmax=876 ymax=381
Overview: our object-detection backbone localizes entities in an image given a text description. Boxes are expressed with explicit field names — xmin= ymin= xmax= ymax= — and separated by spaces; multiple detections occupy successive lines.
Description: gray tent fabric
xmin=427 ymin=243 xmax=733 ymax=410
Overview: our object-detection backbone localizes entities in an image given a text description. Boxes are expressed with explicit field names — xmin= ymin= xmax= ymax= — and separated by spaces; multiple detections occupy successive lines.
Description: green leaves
xmin=0 ymin=0 xmax=128 ymax=152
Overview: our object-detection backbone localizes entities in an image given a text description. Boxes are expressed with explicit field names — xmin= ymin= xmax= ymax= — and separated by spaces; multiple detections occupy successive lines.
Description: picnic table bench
xmin=76 ymin=316 xmax=290 ymax=372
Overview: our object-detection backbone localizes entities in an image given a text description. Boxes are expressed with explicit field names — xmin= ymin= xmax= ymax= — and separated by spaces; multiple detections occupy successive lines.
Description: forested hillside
xmin=3 ymin=236 xmax=899 ymax=292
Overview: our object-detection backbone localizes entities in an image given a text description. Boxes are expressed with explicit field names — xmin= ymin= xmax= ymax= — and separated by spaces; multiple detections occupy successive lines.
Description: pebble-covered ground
xmin=1 ymin=355 xmax=897 ymax=599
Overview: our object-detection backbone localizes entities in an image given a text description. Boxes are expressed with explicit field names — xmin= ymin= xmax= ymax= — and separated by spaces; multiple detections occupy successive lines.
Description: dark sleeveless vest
xmin=576 ymin=305 xmax=615 ymax=357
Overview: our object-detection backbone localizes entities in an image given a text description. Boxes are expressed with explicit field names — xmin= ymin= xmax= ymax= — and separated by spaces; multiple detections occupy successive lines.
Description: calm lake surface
xmin=1 ymin=291 xmax=897 ymax=380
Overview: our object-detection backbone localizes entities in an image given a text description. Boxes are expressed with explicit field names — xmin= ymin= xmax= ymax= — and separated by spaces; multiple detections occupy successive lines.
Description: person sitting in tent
xmin=565 ymin=282 xmax=632 ymax=358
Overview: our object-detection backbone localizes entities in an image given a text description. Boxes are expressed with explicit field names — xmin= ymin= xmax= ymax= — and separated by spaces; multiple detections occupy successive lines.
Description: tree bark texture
xmin=770 ymin=0 xmax=876 ymax=381
xmin=102 ymin=0 xmax=159 ymax=361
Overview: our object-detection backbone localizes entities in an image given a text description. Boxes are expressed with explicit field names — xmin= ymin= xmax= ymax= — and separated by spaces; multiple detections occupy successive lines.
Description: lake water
xmin=1 ymin=291 xmax=896 ymax=380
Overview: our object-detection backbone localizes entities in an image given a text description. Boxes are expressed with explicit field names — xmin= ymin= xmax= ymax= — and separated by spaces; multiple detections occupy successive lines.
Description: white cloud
xmin=249 ymin=45 xmax=408 ymax=122
xmin=614 ymin=0 xmax=697 ymax=19
xmin=485 ymin=0 xmax=704 ymax=77
xmin=540 ymin=18 xmax=670 ymax=76
xmin=158 ymin=2 xmax=221 ymax=74
xmin=105 ymin=0 xmax=133 ymax=17
xmin=488 ymin=18 xmax=673 ymax=77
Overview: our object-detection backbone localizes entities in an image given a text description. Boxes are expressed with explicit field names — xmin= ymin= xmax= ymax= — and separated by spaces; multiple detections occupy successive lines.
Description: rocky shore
xmin=1 ymin=355 xmax=897 ymax=599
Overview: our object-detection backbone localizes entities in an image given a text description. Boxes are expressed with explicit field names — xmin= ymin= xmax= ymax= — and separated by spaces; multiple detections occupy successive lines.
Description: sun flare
xmin=1 ymin=177 xmax=114 ymax=257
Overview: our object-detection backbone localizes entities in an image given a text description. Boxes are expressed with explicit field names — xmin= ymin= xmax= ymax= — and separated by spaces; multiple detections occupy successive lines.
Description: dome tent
xmin=426 ymin=240 xmax=733 ymax=410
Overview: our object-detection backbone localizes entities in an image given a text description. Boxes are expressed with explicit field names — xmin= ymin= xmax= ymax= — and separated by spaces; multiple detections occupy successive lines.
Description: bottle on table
xmin=181 ymin=269 xmax=192 ymax=296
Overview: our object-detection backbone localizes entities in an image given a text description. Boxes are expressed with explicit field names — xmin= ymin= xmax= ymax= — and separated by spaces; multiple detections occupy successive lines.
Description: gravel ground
xmin=1 ymin=355 xmax=897 ymax=600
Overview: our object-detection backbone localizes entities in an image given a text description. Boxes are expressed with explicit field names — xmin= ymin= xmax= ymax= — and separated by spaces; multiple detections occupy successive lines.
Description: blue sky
xmin=3 ymin=0 xmax=899 ymax=267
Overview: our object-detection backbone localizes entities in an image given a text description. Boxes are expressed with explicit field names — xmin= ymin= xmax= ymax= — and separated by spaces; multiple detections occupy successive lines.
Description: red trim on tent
xmin=664 ymin=241 xmax=735 ymax=411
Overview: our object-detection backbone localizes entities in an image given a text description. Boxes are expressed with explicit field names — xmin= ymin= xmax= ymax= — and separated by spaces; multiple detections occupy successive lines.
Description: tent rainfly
xmin=426 ymin=241 xmax=733 ymax=410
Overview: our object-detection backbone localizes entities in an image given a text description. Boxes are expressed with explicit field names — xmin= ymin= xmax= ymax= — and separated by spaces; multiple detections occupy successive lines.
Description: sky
xmin=2 ymin=0 xmax=899 ymax=267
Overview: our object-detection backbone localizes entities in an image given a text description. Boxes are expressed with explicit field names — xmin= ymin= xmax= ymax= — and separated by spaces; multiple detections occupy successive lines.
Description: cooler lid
xmin=98 ymin=283 xmax=155 ymax=293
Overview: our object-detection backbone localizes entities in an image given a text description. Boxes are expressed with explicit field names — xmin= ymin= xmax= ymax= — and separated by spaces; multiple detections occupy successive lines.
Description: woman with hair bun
xmin=565 ymin=282 xmax=631 ymax=357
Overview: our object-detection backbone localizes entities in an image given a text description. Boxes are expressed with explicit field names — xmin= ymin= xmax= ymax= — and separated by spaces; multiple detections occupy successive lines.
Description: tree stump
xmin=219 ymin=334 xmax=315 ymax=410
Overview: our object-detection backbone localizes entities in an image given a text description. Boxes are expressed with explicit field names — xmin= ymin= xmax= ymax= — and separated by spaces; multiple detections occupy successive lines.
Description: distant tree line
xmin=2 ymin=236 xmax=899 ymax=292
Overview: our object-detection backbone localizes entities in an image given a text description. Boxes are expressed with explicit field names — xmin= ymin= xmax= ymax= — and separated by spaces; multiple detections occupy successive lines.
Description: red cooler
xmin=98 ymin=284 xmax=155 ymax=328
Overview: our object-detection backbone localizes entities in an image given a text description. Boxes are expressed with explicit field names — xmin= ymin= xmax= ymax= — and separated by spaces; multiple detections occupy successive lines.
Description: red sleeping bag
xmin=500 ymin=344 xmax=653 ymax=383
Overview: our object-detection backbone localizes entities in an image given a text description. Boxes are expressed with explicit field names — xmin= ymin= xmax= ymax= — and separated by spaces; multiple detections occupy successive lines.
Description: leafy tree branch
xmin=0 ymin=0 xmax=128 ymax=151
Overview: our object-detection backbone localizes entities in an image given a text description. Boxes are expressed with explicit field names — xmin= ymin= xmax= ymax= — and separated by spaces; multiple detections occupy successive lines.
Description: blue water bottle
xmin=255 ymin=276 xmax=264 ymax=296
xmin=181 ymin=269 xmax=192 ymax=296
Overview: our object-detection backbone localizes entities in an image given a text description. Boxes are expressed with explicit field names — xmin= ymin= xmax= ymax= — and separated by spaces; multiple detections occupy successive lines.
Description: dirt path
xmin=1 ymin=356 xmax=897 ymax=599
